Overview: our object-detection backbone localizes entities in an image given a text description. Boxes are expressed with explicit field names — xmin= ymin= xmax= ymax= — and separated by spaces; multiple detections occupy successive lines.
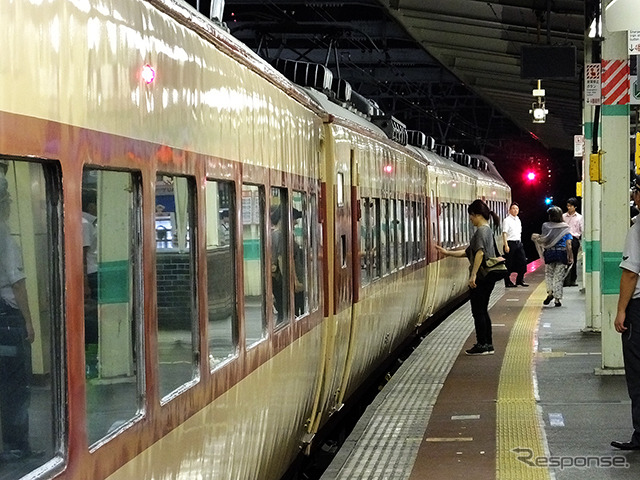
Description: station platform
xmin=320 ymin=260 xmax=640 ymax=480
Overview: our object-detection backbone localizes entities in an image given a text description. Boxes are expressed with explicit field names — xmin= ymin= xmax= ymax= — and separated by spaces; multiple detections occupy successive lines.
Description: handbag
xmin=478 ymin=236 xmax=508 ymax=280
xmin=479 ymin=255 xmax=507 ymax=279
xmin=543 ymin=248 xmax=568 ymax=264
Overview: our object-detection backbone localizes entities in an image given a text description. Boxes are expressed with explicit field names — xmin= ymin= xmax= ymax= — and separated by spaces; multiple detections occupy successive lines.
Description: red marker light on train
xmin=141 ymin=64 xmax=156 ymax=84
xmin=525 ymin=170 xmax=536 ymax=182
xmin=383 ymin=164 xmax=393 ymax=174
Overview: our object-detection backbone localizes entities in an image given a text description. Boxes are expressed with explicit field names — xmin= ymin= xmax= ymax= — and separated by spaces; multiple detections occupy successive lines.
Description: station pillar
xmin=598 ymin=8 xmax=630 ymax=372
xmin=583 ymin=38 xmax=602 ymax=333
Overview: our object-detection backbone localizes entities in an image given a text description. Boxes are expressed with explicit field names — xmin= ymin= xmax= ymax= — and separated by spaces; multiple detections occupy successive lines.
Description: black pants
xmin=564 ymin=237 xmax=580 ymax=285
xmin=622 ymin=298 xmax=640 ymax=446
xmin=272 ymin=274 xmax=285 ymax=322
xmin=0 ymin=301 xmax=31 ymax=452
xmin=505 ymin=240 xmax=527 ymax=285
xmin=469 ymin=278 xmax=496 ymax=346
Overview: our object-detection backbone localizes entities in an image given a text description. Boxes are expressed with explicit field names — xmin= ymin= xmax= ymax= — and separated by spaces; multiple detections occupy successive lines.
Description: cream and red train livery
xmin=0 ymin=1 xmax=509 ymax=479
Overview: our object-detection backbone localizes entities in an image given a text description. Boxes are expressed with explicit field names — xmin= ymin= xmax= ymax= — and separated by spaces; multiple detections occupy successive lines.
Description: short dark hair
xmin=547 ymin=206 xmax=563 ymax=222
xmin=270 ymin=205 xmax=281 ymax=225
xmin=510 ymin=202 xmax=519 ymax=208
xmin=566 ymin=197 xmax=579 ymax=207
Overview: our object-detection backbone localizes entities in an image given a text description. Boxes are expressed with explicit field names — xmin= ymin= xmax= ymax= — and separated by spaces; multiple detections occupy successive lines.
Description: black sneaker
xmin=543 ymin=294 xmax=553 ymax=305
xmin=465 ymin=344 xmax=490 ymax=355
xmin=486 ymin=344 xmax=495 ymax=354
xmin=555 ymin=300 xmax=562 ymax=307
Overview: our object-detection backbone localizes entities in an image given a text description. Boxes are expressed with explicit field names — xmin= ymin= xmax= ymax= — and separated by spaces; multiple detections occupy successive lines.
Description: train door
xmin=325 ymin=146 xmax=356 ymax=414
xmin=333 ymin=155 xmax=354 ymax=314
xmin=310 ymin=139 xmax=355 ymax=427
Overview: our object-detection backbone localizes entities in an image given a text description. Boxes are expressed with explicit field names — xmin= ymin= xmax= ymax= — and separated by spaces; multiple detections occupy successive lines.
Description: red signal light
xmin=525 ymin=170 xmax=536 ymax=182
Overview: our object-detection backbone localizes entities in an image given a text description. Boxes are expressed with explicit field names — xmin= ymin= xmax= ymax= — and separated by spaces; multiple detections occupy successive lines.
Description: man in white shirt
xmin=563 ymin=197 xmax=583 ymax=287
xmin=611 ymin=174 xmax=640 ymax=450
xmin=502 ymin=202 xmax=528 ymax=287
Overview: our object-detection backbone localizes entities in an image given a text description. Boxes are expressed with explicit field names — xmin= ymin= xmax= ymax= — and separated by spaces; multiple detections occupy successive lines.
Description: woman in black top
xmin=436 ymin=199 xmax=501 ymax=355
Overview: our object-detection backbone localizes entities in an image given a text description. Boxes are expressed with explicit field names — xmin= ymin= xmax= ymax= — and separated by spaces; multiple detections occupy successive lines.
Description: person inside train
xmin=501 ymin=202 xmax=528 ymax=288
xmin=531 ymin=206 xmax=573 ymax=307
xmin=82 ymin=189 xmax=99 ymax=377
xmin=270 ymin=205 xmax=285 ymax=323
xmin=436 ymin=199 xmax=502 ymax=356
xmin=292 ymin=208 xmax=305 ymax=317
xmin=0 ymin=162 xmax=38 ymax=461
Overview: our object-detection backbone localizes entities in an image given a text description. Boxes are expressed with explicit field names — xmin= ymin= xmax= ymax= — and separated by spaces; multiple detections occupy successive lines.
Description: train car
xmin=0 ymin=1 xmax=509 ymax=480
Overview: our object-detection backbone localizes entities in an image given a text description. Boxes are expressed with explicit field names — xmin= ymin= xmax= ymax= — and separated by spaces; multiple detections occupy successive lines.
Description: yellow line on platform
xmin=496 ymin=283 xmax=551 ymax=480
xmin=425 ymin=437 xmax=474 ymax=442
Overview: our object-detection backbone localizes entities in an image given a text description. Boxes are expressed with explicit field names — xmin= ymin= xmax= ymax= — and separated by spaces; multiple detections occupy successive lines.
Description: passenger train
xmin=0 ymin=1 xmax=510 ymax=479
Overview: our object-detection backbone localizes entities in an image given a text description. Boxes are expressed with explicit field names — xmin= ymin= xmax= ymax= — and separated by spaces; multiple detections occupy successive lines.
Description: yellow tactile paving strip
xmin=496 ymin=283 xmax=550 ymax=480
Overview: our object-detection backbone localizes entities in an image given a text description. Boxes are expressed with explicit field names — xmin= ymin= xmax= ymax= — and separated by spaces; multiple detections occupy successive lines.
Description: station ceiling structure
xmin=194 ymin=1 xmax=590 ymax=153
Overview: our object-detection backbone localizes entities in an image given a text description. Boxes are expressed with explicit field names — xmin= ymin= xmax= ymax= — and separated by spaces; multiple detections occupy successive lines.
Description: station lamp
xmin=529 ymin=80 xmax=548 ymax=124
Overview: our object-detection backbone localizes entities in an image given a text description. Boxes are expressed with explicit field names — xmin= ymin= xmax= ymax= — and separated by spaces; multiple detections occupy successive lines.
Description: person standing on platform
xmin=563 ymin=197 xmax=583 ymax=287
xmin=436 ymin=199 xmax=501 ymax=356
xmin=501 ymin=202 xmax=528 ymax=288
xmin=611 ymin=174 xmax=640 ymax=451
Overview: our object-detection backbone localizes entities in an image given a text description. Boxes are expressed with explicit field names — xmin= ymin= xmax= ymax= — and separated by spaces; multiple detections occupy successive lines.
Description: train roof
xmin=300 ymin=87 xmax=388 ymax=139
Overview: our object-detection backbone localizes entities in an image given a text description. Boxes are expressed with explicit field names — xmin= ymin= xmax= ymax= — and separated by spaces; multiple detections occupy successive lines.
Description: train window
xmin=430 ymin=190 xmax=437 ymax=245
xmin=242 ymin=185 xmax=266 ymax=347
xmin=454 ymin=203 xmax=461 ymax=247
xmin=270 ymin=187 xmax=290 ymax=327
xmin=381 ymin=199 xmax=390 ymax=275
xmin=446 ymin=203 xmax=453 ymax=248
xmin=292 ymin=191 xmax=309 ymax=319
xmin=205 ymin=180 xmax=237 ymax=369
xmin=404 ymin=202 xmax=412 ymax=264
xmin=372 ymin=198 xmax=380 ymax=280
xmin=83 ymin=168 xmax=143 ymax=445
xmin=389 ymin=199 xmax=397 ymax=272
xmin=411 ymin=201 xmax=418 ymax=262
xmin=336 ymin=172 xmax=344 ymax=207
xmin=359 ymin=198 xmax=371 ymax=286
xmin=156 ymin=174 xmax=198 ymax=402
xmin=396 ymin=200 xmax=404 ymax=268
xmin=0 ymin=159 xmax=63 ymax=476
xmin=309 ymin=194 xmax=320 ymax=313
xmin=438 ymin=203 xmax=444 ymax=248
xmin=417 ymin=200 xmax=425 ymax=260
